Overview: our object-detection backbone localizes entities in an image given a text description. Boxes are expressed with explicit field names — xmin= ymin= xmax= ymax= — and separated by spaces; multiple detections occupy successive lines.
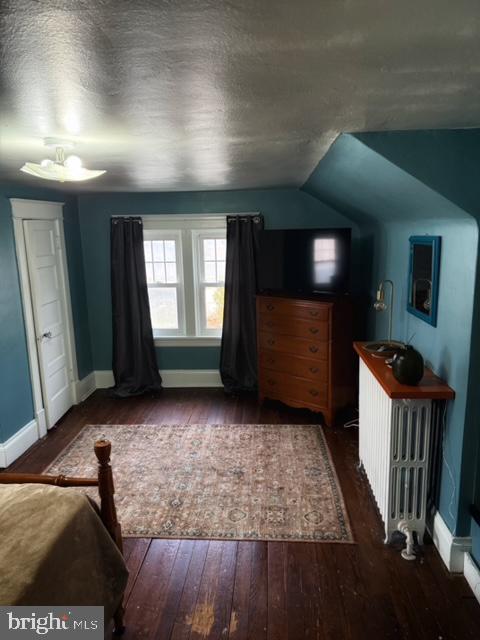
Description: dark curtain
xmin=220 ymin=215 xmax=264 ymax=393
xmin=110 ymin=217 xmax=162 ymax=397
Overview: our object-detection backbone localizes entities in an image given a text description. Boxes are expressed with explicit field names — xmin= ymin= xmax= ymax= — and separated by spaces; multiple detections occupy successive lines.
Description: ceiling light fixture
xmin=20 ymin=137 xmax=106 ymax=182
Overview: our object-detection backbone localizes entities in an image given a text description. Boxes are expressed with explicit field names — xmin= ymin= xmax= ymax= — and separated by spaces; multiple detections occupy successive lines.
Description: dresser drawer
xmin=258 ymin=313 xmax=329 ymax=341
xmin=258 ymin=331 xmax=329 ymax=360
xmin=259 ymin=349 xmax=329 ymax=382
xmin=258 ymin=297 xmax=330 ymax=322
xmin=260 ymin=371 xmax=328 ymax=407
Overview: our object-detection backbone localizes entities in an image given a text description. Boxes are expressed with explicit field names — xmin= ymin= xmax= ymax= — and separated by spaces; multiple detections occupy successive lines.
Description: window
xmin=314 ymin=237 xmax=336 ymax=285
xmin=194 ymin=232 xmax=226 ymax=335
xmin=144 ymin=233 xmax=184 ymax=336
xmin=143 ymin=216 xmax=227 ymax=344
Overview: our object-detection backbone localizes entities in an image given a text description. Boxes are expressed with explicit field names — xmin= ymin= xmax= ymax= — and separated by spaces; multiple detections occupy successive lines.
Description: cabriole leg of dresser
xmin=322 ymin=409 xmax=334 ymax=427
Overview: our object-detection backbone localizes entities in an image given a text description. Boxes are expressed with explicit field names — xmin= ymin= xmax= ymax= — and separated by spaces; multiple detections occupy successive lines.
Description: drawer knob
xmin=266 ymin=304 xmax=275 ymax=311
xmin=267 ymin=357 xmax=275 ymax=365
xmin=309 ymin=388 xmax=319 ymax=397
xmin=309 ymin=327 xmax=319 ymax=334
xmin=267 ymin=339 xmax=275 ymax=346
xmin=309 ymin=310 xmax=319 ymax=317
xmin=267 ymin=378 xmax=276 ymax=386
xmin=309 ymin=367 xmax=319 ymax=374
xmin=309 ymin=346 xmax=319 ymax=353
xmin=266 ymin=320 xmax=274 ymax=327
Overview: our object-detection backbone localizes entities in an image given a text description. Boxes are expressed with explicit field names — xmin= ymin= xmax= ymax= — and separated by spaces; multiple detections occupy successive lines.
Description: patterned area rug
xmin=44 ymin=424 xmax=353 ymax=543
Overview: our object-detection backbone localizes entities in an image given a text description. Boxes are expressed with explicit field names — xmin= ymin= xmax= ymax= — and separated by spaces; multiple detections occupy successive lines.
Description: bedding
xmin=0 ymin=483 xmax=128 ymax=620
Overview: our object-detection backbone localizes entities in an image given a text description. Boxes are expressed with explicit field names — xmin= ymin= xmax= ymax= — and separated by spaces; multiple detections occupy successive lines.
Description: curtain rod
xmin=110 ymin=212 xmax=260 ymax=219
xmin=111 ymin=216 xmax=142 ymax=224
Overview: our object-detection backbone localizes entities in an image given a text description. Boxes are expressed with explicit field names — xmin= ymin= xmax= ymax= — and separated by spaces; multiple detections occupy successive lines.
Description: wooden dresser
xmin=256 ymin=294 xmax=355 ymax=426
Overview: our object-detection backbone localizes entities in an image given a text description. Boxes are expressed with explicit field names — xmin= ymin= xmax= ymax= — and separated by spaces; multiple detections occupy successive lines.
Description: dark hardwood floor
xmin=7 ymin=389 xmax=480 ymax=639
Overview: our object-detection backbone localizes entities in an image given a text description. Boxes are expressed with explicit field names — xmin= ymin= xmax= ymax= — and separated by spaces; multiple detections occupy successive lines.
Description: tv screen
xmin=257 ymin=228 xmax=351 ymax=294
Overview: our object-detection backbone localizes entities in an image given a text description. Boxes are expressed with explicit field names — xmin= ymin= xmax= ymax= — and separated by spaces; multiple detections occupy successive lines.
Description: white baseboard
xmin=75 ymin=372 xmax=96 ymax=403
xmin=464 ymin=553 xmax=480 ymax=604
xmin=0 ymin=373 xmax=95 ymax=468
xmin=94 ymin=370 xmax=114 ymax=388
xmin=36 ymin=408 xmax=47 ymax=438
xmin=0 ymin=366 xmax=220 ymax=468
xmin=0 ymin=419 xmax=39 ymax=468
xmin=431 ymin=511 xmax=472 ymax=573
xmin=95 ymin=369 xmax=222 ymax=389
xmin=161 ymin=369 xmax=222 ymax=388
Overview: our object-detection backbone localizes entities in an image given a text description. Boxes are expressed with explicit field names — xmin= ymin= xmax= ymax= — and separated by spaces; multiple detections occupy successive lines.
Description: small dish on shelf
xmin=363 ymin=341 xmax=405 ymax=359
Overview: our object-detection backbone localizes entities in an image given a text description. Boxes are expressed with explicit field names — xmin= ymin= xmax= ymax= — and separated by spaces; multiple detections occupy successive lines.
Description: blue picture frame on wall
xmin=407 ymin=236 xmax=441 ymax=327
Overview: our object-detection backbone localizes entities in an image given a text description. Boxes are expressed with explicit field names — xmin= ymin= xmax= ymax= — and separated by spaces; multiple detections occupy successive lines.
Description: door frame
xmin=11 ymin=198 xmax=78 ymax=438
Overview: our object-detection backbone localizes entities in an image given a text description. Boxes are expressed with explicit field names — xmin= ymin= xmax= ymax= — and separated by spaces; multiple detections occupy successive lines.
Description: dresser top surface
xmin=257 ymin=292 xmax=352 ymax=305
xmin=354 ymin=342 xmax=455 ymax=400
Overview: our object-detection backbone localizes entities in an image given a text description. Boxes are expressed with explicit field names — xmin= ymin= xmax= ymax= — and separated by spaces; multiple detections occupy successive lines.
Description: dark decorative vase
xmin=391 ymin=345 xmax=424 ymax=385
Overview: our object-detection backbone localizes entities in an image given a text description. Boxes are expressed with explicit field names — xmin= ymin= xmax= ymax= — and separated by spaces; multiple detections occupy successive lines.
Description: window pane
xmin=164 ymin=240 xmax=176 ymax=261
xmin=144 ymin=241 xmax=152 ymax=262
xmin=154 ymin=262 xmax=166 ymax=283
xmin=216 ymin=238 xmax=226 ymax=260
xmin=165 ymin=262 xmax=177 ymax=283
xmin=203 ymin=238 xmax=216 ymax=260
xmin=205 ymin=286 xmax=224 ymax=329
xmin=204 ymin=261 xmax=216 ymax=282
xmin=145 ymin=262 xmax=154 ymax=284
xmin=148 ymin=287 xmax=178 ymax=329
xmin=152 ymin=240 xmax=164 ymax=261
xmin=217 ymin=261 xmax=226 ymax=282
xmin=314 ymin=238 xmax=336 ymax=261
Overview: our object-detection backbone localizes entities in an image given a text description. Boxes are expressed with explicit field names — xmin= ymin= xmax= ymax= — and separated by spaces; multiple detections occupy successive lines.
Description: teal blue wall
xmin=354 ymin=130 xmax=480 ymax=218
xmin=0 ymin=186 xmax=92 ymax=442
xmin=303 ymin=132 xmax=480 ymax=543
xmin=303 ymin=134 xmax=473 ymax=225
xmin=370 ymin=218 xmax=477 ymax=536
xmin=77 ymin=189 xmax=355 ymax=371
xmin=354 ymin=130 xmax=480 ymax=544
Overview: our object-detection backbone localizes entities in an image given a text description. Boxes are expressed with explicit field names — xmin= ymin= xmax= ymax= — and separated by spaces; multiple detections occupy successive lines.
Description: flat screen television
xmin=257 ymin=228 xmax=351 ymax=294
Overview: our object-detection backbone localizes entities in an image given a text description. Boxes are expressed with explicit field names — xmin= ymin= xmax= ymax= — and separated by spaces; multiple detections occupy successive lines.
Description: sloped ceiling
xmin=354 ymin=130 xmax=480 ymax=218
xmin=1 ymin=0 xmax=480 ymax=191
xmin=302 ymin=132 xmax=478 ymax=225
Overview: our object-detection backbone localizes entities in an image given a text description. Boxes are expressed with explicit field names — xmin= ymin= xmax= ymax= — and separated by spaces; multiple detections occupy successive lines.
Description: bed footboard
xmin=0 ymin=439 xmax=125 ymax=635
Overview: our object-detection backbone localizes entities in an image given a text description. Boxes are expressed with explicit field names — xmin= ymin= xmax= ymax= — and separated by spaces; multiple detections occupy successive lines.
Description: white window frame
xmin=143 ymin=229 xmax=186 ymax=338
xmin=192 ymin=230 xmax=226 ymax=338
xmin=140 ymin=214 xmax=240 ymax=347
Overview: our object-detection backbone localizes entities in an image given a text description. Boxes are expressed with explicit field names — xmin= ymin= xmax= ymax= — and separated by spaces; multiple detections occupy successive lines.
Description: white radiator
xmin=358 ymin=359 xmax=432 ymax=543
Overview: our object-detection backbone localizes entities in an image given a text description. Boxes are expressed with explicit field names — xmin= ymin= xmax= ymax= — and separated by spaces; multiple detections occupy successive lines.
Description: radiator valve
xmin=397 ymin=520 xmax=416 ymax=560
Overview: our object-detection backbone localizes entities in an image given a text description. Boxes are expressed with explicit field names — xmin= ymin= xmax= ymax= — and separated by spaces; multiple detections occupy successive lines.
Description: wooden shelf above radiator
xmin=354 ymin=342 xmax=455 ymax=400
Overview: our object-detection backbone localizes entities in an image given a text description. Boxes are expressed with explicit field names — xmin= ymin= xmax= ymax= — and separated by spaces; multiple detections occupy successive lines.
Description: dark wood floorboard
xmin=6 ymin=388 xmax=480 ymax=639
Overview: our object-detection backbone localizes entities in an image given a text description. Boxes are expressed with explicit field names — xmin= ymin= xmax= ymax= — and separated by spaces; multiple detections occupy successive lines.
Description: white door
xmin=23 ymin=219 xmax=74 ymax=428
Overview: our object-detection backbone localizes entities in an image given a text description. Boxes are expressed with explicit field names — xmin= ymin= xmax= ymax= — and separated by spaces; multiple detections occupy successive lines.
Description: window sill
xmin=154 ymin=336 xmax=221 ymax=347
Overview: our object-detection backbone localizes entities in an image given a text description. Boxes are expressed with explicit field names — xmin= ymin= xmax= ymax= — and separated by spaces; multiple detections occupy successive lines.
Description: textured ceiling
xmin=0 ymin=0 xmax=479 ymax=192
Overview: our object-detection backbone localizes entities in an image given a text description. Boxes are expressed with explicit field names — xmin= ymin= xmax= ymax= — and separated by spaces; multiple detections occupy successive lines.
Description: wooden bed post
xmin=94 ymin=439 xmax=125 ymax=636
xmin=0 ymin=440 xmax=126 ymax=635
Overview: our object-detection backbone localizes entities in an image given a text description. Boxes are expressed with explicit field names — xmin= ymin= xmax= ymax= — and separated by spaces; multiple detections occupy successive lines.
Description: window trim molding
xmin=153 ymin=336 xmax=221 ymax=347
xmin=139 ymin=212 xmax=259 ymax=229
xmin=143 ymin=216 xmax=226 ymax=231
